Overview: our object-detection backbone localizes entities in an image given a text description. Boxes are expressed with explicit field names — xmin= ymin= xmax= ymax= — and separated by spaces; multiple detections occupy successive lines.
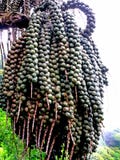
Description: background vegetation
xmin=0 ymin=108 xmax=120 ymax=160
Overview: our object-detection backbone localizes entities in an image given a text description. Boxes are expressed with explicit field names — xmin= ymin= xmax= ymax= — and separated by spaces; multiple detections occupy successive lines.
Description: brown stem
xmin=22 ymin=119 xmax=26 ymax=141
xmin=40 ymin=126 xmax=49 ymax=150
xmin=66 ymin=121 xmax=73 ymax=153
xmin=23 ymin=0 xmax=30 ymax=16
xmin=55 ymin=102 xmax=58 ymax=120
xmin=84 ymin=154 xmax=87 ymax=160
xmin=13 ymin=116 xmax=16 ymax=133
xmin=65 ymin=69 xmax=68 ymax=81
xmin=27 ymin=114 xmax=30 ymax=147
xmin=18 ymin=125 xmax=21 ymax=137
xmin=69 ymin=143 xmax=75 ymax=160
xmin=37 ymin=118 xmax=44 ymax=147
xmin=66 ymin=130 xmax=70 ymax=153
xmin=30 ymin=82 xmax=33 ymax=98
xmin=75 ymin=86 xmax=78 ymax=103
xmin=32 ymin=103 xmax=37 ymax=132
xmin=19 ymin=146 xmax=28 ymax=160
xmin=89 ymin=140 xmax=93 ymax=153
xmin=16 ymin=99 xmax=22 ymax=122
xmin=70 ymin=127 xmax=75 ymax=145
xmin=46 ymin=94 xmax=50 ymax=110
xmin=46 ymin=120 xmax=55 ymax=154
xmin=46 ymin=136 xmax=57 ymax=160
xmin=35 ymin=125 xmax=38 ymax=147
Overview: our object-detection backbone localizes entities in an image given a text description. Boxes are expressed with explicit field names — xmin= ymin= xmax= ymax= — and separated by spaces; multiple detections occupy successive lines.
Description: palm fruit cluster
xmin=0 ymin=0 xmax=108 ymax=159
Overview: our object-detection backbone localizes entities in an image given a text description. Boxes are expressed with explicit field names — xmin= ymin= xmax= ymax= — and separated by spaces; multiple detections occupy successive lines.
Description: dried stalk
xmin=37 ymin=118 xmax=44 ymax=147
xmin=16 ymin=99 xmax=22 ymax=122
xmin=27 ymin=114 xmax=30 ymax=147
xmin=46 ymin=93 xmax=50 ymax=110
xmin=22 ymin=119 xmax=26 ymax=141
xmin=75 ymin=86 xmax=78 ymax=103
xmin=35 ymin=125 xmax=38 ymax=147
xmin=65 ymin=69 xmax=68 ymax=81
xmin=69 ymin=143 xmax=75 ymax=160
xmin=32 ymin=103 xmax=37 ymax=132
xmin=13 ymin=116 xmax=16 ymax=133
xmin=66 ymin=130 xmax=70 ymax=153
xmin=23 ymin=0 xmax=30 ymax=16
xmin=84 ymin=154 xmax=87 ymax=160
xmin=46 ymin=120 xmax=55 ymax=154
xmin=30 ymin=82 xmax=33 ymax=98
xmin=40 ymin=126 xmax=49 ymax=150
xmin=46 ymin=136 xmax=57 ymax=160
xmin=18 ymin=125 xmax=21 ymax=137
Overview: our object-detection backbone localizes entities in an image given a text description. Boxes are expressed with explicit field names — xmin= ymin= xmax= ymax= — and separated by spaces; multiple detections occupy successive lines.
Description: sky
xmin=85 ymin=0 xmax=120 ymax=130
xmin=1 ymin=0 xmax=120 ymax=130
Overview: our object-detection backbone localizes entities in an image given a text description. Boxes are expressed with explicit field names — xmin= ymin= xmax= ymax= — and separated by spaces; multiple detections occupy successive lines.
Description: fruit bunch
xmin=0 ymin=0 xmax=108 ymax=159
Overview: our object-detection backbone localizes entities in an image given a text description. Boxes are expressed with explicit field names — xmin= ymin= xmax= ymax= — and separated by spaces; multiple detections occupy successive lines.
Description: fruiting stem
xmin=30 ymin=82 xmax=33 ymax=98
xmin=27 ymin=114 xmax=30 ymax=147
xmin=32 ymin=103 xmax=37 ymax=132
xmin=69 ymin=143 xmax=75 ymax=160
xmin=84 ymin=154 xmax=87 ymax=160
xmin=66 ymin=130 xmax=70 ymax=153
xmin=40 ymin=126 xmax=49 ymax=150
xmin=46 ymin=136 xmax=56 ymax=160
xmin=70 ymin=126 xmax=75 ymax=145
xmin=75 ymin=86 xmax=78 ymax=103
xmin=90 ymin=140 xmax=93 ymax=153
xmin=65 ymin=69 xmax=68 ymax=81
xmin=46 ymin=120 xmax=55 ymax=154
xmin=37 ymin=118 xmax=44 ymax=147
xmin=46 ymin=93 xmax=50 ymax=110
xmin=55 ymin=102 xmax=58 ymax=120
xmin=18 ymin=125 xmax=21 ymax=137
xmin=35 ymin=126 xmax=38 ymax=147
xmin=66 ymin=121 xmax=74 ymax=153
xmin=13 ymin=116 xmax=16 ymax=133
xmin=16 ymin=99 xmax=22 ymax=122
xmin=22 ymin=119 xmax=26 ymax=141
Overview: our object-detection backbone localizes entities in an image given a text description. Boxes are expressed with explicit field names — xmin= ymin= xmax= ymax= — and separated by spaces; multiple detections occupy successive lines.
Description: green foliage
xmin=114 ymin=133 xmax=120 ymax=141
xmin=0 ymin=108 xmax=24 ymax=160
xmin=55 ymin=144 xmax=69 ymax=160
xmin=91 ymin=146 xmax=120 ymax=160
xmin=90 ymin=152 xmax=104 ymax=160
xmin=0 ymin=108 xmax=46 ymax=160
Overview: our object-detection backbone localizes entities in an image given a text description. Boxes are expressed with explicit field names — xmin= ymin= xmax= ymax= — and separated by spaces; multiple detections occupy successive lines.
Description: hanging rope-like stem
xmin=6 ymin=0 xmax=10 ymax=11
xmin=46 ymin=136 xmax=57 ymax=160
xmin=23 ymin=0 xmax=30 ymax=16
xmin=46 ymin=120 xmax=55 ymax=154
